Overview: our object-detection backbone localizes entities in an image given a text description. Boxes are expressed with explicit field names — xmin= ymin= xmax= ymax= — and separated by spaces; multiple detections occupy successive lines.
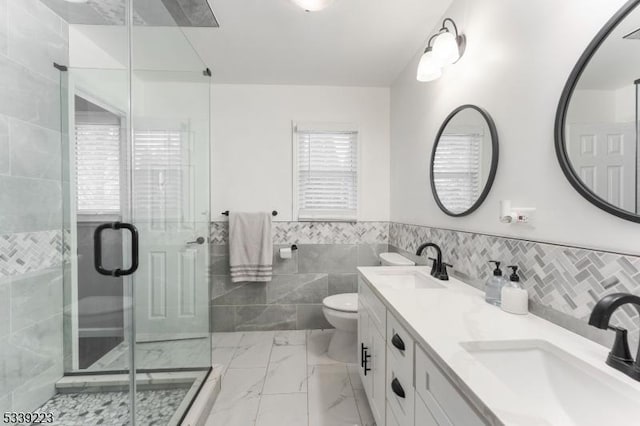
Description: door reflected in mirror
xmin=431 ymin=105 xmax=499 ymax=216
xmin=558 ymin=1 xmax=640 ymax=221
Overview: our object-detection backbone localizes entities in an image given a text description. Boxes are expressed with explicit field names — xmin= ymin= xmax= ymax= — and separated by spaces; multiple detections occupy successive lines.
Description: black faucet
xmin=589 ymin=293 xmax=640 ymax=380
xmin=416 ymin=242 xmax=450 ymax=281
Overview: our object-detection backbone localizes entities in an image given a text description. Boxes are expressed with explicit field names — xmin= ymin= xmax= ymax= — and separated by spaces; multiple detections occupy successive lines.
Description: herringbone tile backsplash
xmin=389 ymin=222 xmax=640 ymax=342
xmin=4 ymin=221 xmax=635 ymax=345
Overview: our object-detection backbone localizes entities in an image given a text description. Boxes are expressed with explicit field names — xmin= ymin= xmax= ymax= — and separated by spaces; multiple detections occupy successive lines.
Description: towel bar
xmin=222 ymin=210 xmax=278 ymax=216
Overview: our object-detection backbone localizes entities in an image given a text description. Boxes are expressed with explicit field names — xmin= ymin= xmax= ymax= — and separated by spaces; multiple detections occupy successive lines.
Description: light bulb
xmin=291 ymin=0 xmax=335 ymax=12
xmin=433 ymin=31 xmax=460 ymax=65
xmin=416 ymin=48 xmax=442 ymax=82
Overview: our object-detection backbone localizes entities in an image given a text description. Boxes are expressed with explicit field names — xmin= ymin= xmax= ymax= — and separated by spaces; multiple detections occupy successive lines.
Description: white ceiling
xmin=182 ymin=0 xmax=452 ymax=87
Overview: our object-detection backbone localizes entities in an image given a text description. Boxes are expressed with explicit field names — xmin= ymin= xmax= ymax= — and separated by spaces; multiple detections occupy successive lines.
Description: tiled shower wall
xmin=209 ymin=221 xmax=389 ymax=332
xmin=0 ymin=0 xmax=68 ymax=413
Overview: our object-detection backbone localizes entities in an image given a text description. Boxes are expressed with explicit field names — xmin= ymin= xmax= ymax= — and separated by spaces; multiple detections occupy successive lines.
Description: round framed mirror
xmin=430 ymin=105 xmax=499 ymax=216
xmin=556 ymin=0 xmax=640 ymax=222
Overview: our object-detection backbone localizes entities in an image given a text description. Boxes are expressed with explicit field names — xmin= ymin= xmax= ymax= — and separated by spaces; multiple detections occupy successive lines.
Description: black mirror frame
xmin=430 ymin=104 xmax=499 ymax=217
xmin=555 ymin=0 xmax=640 ymax=223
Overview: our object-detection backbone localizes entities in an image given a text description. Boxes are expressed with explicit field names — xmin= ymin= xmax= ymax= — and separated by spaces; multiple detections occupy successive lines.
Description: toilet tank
xmin=379 ymin=252 xmax=415 ymax=266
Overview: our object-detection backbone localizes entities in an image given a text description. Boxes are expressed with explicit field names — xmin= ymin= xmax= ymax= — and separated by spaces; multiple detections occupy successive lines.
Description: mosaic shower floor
xmin=22 ymin=388 xmax=189 ymax=426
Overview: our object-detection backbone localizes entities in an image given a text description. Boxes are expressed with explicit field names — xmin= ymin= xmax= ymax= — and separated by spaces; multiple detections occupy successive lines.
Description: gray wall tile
xmin=0 ymin=55 xmax=60 ymax=131
xmin=296 ymin=304 xmax=332 ymax=330
xmin=266 ymin=274 xmax=328 ymax=304
xmin=9 ymin=119 xmax=61 ymax=180
xmin=0 ymin=176 xmax=61 ymax=233
xmin=0 ymin=394 xmax=9 ymax=414
xmin=0 ymin=0 xmax=7 ymax=56
xmin=235 ymin=305 xmax=296 ymax=331
xmin=11 ymin=362 xmax=60 ymax=412
xmin=209 ymin=245 xmax=229 ymax=275
xmin=1 ymin=313 xmax=62 ymax=401
xmin=328 ymin=274 xmax=357 ymax=295
xmin=298 ymin=244 xmax=357 ymax=274
xmin=210 ymin=274 xmax=237 ymax=300
xmin=0 ymin=278 xmax=9 ymax=338
xmin=211 ymin=305 xmax=235 ymax=332
xmin=0 ymin=115 xmax=8 ymax=175
xmin=6 ymin=0 xmax=67 ymax=83
xmin=10 ymin=268 xmax=62 ymax=333
xmin=212 ymin=281 xmax=266 ymax=306
xmin=357 ymin=243 xmax=387 ymax=266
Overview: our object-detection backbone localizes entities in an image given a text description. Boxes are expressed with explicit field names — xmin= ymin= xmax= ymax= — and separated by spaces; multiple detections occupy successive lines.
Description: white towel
xmin=229 ymin=212 xmax=273 ymax=282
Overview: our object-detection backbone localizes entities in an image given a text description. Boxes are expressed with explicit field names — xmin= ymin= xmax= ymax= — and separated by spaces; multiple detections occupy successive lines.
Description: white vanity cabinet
xmin=358 ymin=275 xmax=488 ymax=426
xmin=358 ymin=277 xmax=387 ymax=425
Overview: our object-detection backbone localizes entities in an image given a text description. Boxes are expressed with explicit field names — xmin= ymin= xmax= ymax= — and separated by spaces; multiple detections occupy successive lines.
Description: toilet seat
xmin=323 ymin=293 xmax=358 ymax=313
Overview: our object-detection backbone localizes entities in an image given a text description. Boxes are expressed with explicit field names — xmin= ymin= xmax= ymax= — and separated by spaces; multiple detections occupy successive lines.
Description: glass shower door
xmin=59 ymin=2 xmax=212 ymax=424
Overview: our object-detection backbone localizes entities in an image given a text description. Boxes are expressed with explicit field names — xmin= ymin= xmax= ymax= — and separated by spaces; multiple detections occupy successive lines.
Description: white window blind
xmin=295 ymin=125 xmax=358 ymax=221
xmin=75 ymin=124 xmax=121 ymax=213
xmin=432 ymin=132 xmax=483 ymax=214
xmin=132 ymin=129 xmax=186 ymax=221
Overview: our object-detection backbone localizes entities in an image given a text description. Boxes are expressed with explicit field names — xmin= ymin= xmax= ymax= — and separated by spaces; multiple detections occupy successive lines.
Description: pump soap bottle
xmin=485 ymin=261 xmax=507 ymax=306
xmin=501 ymin=266 xmax=528 ymax=315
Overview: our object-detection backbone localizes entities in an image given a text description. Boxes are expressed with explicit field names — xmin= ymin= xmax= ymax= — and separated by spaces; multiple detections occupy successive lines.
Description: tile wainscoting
xmin=209 ymin=220 xmax=638 ymax=346
xmin=388 ymin=222 xmax=638 ymax=349
xmin=209 ymin=221 xmax=389 ymax=332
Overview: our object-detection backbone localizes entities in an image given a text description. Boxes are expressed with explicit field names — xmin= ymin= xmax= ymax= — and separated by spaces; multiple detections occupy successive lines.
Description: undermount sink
xmin=371 ymin=269 xmax=444 ymax=290
xmin=461 ymin=339 xmax=640 ymax=425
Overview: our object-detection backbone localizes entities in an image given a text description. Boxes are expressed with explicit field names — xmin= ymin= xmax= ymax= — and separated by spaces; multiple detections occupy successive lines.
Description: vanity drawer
xmin=387 ymin=351 xmax=414 ymax=425
xmin=358 ymin=276 xmax=386 ymax=336
xmin=415 ymin=345 xmax=485 ymax=426
xmin=387 ymin=313 xmax=414 ymax=369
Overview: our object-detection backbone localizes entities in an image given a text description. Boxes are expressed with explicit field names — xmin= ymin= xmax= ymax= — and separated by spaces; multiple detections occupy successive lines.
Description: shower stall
xmin=0 ymin=0 xmax=215 ymax=424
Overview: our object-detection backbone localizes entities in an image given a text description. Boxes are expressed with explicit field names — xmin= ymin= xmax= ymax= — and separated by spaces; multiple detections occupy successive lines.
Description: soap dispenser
xmin=501 ymin=266 xmax=528 ymax=315
xmin=485 ymin=261 xmax=507 ymax=306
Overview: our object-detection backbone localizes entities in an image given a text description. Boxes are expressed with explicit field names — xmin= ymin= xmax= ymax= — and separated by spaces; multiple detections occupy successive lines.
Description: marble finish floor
xmin=86 ymin=337 xmax=211 ymax=371
xmin=207 ymin=329 xmax=374 ymax=426
xmin=21 ymin=388 xmax=188 ymax=426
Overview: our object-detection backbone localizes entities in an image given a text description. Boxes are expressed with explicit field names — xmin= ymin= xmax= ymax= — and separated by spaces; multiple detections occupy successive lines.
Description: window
xmin=294 ymin=123 xmax=358 ymax=221
xmin=132 ymin=128 xmax=186 ymax=221
xmin=75 ymin=123 xmax=121 ymax=214
xmin=432 ymin=131 xmax=483 ymax=214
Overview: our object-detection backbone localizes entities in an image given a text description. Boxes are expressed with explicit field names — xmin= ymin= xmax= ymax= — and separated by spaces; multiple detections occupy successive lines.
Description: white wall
xmin=390 ymin=0 xmax=640 ymax=254
xmin=211 ymin=84 xmax=391 ymax=221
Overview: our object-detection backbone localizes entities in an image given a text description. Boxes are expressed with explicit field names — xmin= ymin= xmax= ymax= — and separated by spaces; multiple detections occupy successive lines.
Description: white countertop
xmin=358 ymin=266 xmax=640 ymax=426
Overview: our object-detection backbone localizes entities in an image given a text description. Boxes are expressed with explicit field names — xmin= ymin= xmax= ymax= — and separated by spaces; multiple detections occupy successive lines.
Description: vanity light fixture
xmin=291 ymin=0 xmax=335 ymax=12
xmin=416 ymin=18 xmax=466 ymax=82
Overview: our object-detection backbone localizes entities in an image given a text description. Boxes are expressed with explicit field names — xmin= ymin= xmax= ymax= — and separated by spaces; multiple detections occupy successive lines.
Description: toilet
xmin=322 ymin=293 xmax=359 ymax=363
xmin=321 ymin=252 xmax=415 ymax=363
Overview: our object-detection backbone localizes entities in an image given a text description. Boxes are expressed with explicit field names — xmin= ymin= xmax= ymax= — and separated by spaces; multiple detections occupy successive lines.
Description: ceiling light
xmin=63 ymin=0 xmax=89 ymax=3
xmin=416 ymin=18 xmax=465 ymax=82
xmin=416 ymin=47 xmax=442 ymax=82
xmin=291 ymin=0 xmax=335 ymax=12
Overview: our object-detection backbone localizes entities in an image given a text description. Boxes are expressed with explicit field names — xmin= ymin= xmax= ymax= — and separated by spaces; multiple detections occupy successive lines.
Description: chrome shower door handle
xmin=186 ymin=236 xmax=206 ymax=245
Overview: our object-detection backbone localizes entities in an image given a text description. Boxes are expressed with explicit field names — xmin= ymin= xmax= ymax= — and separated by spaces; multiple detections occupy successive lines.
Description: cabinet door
xmin=415 ymin=393 xmax=440 ymax=426
xmin=358 ymin=306 xmax=372 ymax=397
xmin=370 ymin=325 xmax=386 ymax=425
